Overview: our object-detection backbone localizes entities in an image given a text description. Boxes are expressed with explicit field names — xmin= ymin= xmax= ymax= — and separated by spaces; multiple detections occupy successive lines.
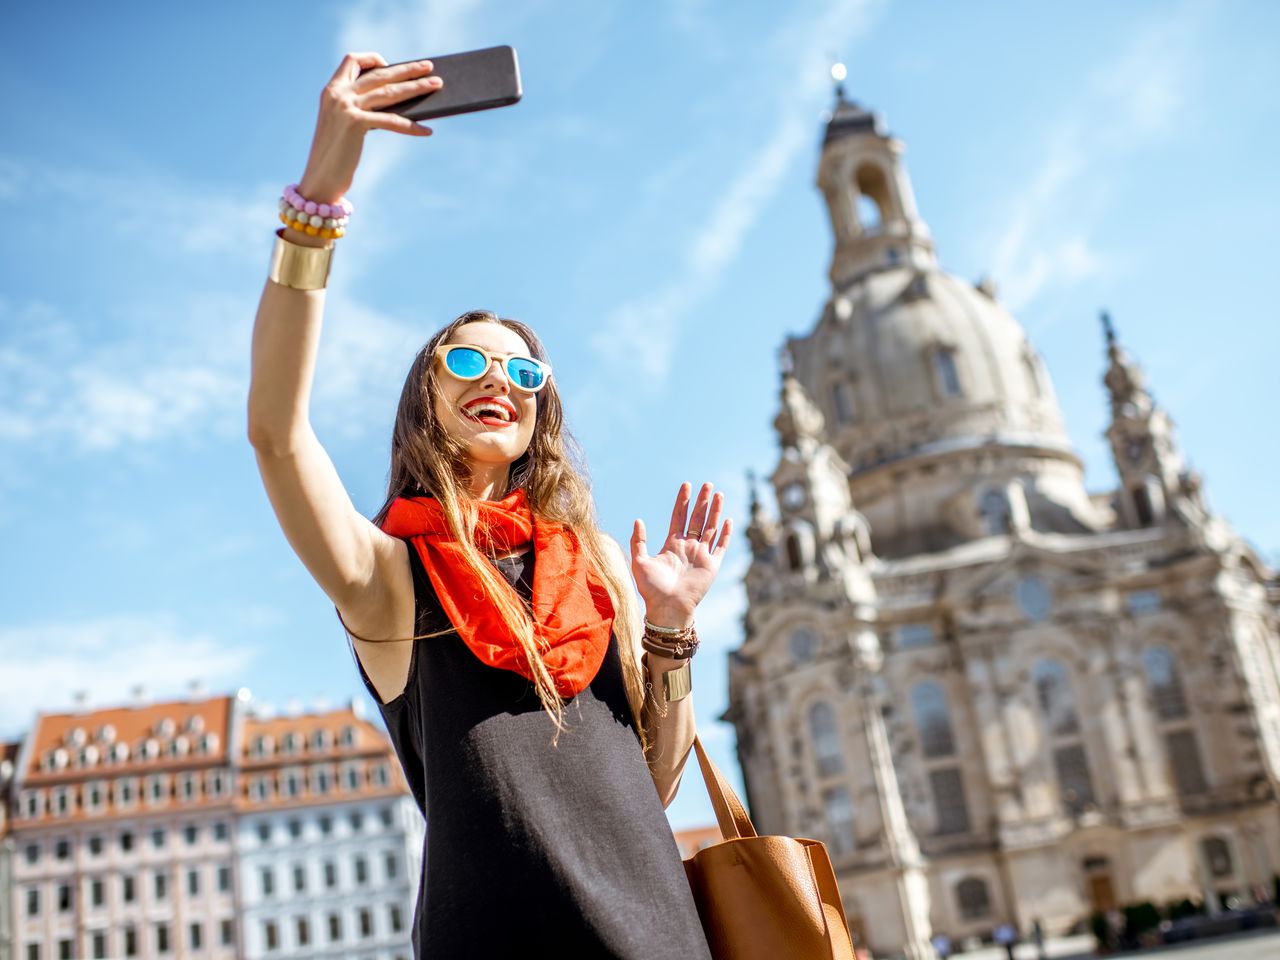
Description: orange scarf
xmin=380 ymin=488 xmax=614 ymax=699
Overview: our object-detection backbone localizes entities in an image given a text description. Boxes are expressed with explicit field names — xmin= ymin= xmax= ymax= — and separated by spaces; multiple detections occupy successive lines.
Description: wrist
xmin=644 ymin=606 xmax=695 ymax=630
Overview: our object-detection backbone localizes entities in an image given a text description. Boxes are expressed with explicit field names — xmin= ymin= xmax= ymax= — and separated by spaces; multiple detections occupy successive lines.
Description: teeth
xmin=465 ymin=402 xmax=511 ymax=422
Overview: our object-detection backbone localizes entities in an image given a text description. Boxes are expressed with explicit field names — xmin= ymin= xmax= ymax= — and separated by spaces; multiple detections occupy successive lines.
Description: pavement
xmin=945 ymin=928 xmax=1280 ymax=960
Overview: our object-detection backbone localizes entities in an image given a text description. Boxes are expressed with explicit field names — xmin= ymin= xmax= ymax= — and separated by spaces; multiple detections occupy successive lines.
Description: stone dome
xmin=788 ymin=266 xmax=1072 ymax=471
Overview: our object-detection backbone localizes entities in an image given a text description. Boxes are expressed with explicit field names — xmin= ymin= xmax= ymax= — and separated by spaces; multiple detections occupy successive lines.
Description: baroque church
xmin=724 ymin=91 xmax=1280 ymax=959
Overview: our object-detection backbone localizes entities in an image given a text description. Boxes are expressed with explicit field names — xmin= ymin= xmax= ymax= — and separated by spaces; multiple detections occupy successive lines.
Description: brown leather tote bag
xmin=682 ymin=736 xmax=857 ymax=960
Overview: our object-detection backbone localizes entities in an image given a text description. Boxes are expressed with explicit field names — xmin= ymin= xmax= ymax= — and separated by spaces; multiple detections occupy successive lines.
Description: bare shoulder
xmin=338 ymin=533 xmax=417 ymax=705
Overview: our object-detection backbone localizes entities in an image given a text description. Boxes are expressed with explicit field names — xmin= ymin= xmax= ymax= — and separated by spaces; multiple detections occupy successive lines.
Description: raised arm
xmin=246 ymin=53 xmax=441 ymax=677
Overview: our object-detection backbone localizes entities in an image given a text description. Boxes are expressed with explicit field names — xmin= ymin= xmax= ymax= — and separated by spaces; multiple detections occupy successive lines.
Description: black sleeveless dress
xmin=352 ymin=542 xmax=713 ymax=960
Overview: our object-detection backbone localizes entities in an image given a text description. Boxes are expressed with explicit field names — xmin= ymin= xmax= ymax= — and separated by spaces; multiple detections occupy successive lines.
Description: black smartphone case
xmin=375 ymin=45 xmax=522 ymax=121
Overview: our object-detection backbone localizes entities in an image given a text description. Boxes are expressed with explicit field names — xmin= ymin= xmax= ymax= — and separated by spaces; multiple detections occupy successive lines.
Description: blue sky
xmin=1 ymin=0 xmax=1277 ymax=832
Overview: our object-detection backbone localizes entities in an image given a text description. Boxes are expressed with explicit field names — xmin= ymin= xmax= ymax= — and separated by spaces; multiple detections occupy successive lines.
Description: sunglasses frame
xmin=433 ymin=343 xmax=553 ymax=394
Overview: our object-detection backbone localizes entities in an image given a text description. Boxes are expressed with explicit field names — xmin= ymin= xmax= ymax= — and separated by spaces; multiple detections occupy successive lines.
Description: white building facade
xmin=726 ymin=93 xmax=1280 ymax=959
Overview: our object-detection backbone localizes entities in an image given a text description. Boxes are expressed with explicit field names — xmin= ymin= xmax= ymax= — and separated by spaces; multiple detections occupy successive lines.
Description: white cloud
xmin=987 ymin=2 xmax=1207 ymax=312
xmin=0 ymin=615 xmax=258 ymax=739
xmin=590 ymin=0 xmax=883 ymax=385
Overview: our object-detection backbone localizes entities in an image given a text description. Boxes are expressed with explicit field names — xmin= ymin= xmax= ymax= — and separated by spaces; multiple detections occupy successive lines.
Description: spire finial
xmin=830 ymin=60 xmax=848 ymax=103
xmin=1100 ymin=309 xmax=1116 ymax=347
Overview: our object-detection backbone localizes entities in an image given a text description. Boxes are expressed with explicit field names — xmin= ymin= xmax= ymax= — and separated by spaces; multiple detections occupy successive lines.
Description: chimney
xmin=188 ymin=679 xmax=206 ymax=698
xmin=131 ymin=684 xmax=148 ymax=706
xmin=72 ymin=690 xmax=90 ymax=712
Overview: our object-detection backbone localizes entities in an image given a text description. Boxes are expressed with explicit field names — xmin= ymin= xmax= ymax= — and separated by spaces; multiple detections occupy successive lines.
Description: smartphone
xmin=372 ymin=46 xmax=522 ymax=121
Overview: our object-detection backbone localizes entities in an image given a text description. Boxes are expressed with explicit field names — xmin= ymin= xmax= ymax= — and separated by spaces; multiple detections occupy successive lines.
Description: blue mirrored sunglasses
xmin=433 ymin=343 xmax=552 ymax=393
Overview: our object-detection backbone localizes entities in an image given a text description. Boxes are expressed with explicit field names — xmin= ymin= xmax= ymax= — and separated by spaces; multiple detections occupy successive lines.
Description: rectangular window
xmin=359 ymin=907 xmax=373 ymax=938
xmin=91 ymin=931 xmax=106 ymax=959
xmin=264 ymin=920 xmax=278 ymax=952
xmin=296 ymin=917 xmax=310 ymax=947
xmin=184 ymin=824 xmax=198 ymax=845
xmin=124 ymin=926 xmax=138 ymax=957
xmin=220 ymin=919 xmax=235 ymax=947
xmin=1166 ymin=729 xmax=1209 ymax=796
xmin=188 ymin=922 xmax=202 ymax=951
xmin=154 ymin=871 xmax=168 ymax=901
xmin=832 ymin=381 xmax=856 ymax=424
xmin=217 ymin=865 xmax=231 ymax=893
xmin=120 ymin=830 xmax=134 ymax=853
xmin=256 ymin=821 xmax=272 ymax=844
xmin=1053 ymin=743 xmax=1097 ymax=813
xmin=88 ymin=835 xmax=103 ymax=856
xmin=27 ymin=944 xmax=40 ymax=960
xmin=934 ymin=347 xmax=962 ymax=398
xmin=380 ymin=805 xmax=394 ymax=828
xmin=260 ymin=866 xmax=274 ymax=897
xmin=385 ymin=851 xmax=398 ymax=880
xmin=151 ymin=828 xmax=165 ymax=849
xmin=213 ymin=821 xmax=228 ymax=841
xmin=929 ymin=767 xmax=972 ymax=835
xmin=122 ymin=874 xmax=136 ymax=903
xmin=26 ymin=887 xmax=39 ymax=916
xmin=187 ymin=868 xmax=200 ymax=896
xmin=821 ymin=786 xmax=856 ymax=857
xmin=155 ymin=923 xmax=170 ymax=954
xmin=354 ymin=855 xmax=368 ymax=885
xmin=58 ymin=942 xmax=71 ymax=960
xmin=328 ymin=913 xmax=342 ymax=942
xmin=91 ymin=878 xmax=105 ymax=907
xmin=390 ymin=905 xmax=403 ymax=934
xmin=324 ymin=860 xmax=337 ymax=889
xmin=57 ymin=883 xmax=72 ymax=912
xmin=55 ymin=838 xmax=70 ymax=860
xmin=25 ymin=842 xmax=40 ymax=864
xmin=53 ymin=788 xmax=70 ymax=816
xmin=293 ymin=863 xmax=306 ymax=893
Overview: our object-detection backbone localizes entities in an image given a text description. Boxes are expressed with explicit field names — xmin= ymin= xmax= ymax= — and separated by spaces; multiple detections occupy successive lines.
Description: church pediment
xmin=941 ymin=540 xmax=1106 ymax=611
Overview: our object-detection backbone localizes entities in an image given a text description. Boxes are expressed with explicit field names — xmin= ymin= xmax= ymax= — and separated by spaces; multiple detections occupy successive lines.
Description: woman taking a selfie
xmin=247 ymin=53 xmax=728 ymax=959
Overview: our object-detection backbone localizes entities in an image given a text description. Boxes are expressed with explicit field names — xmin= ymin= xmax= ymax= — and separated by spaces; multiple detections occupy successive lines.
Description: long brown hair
xmin=359 ymin=310 xmax=648 ymax=751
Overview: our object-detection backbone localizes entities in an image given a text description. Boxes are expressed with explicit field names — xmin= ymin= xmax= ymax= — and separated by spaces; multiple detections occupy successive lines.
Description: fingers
xmin=630 ymin=519 xmax=648 ymax=565
xmin=351 ymin=109 xmax=434 ymax=136
xmin=352 ymin=59 xmax=438 ymax=95
xmin=333 ymin=52 xmax=388 ymax=84
xmin=666 ymin=482 xmax=692 ymax=541
xmin=356 ymin=75 xmax=443 ymax=111
xmin=685 ymin=482 xmax=713 ymax=537
xmin=700 ymin=490 xmax=724 ymax=544
xmin=712 ymin=517 xmax=733 ymax=557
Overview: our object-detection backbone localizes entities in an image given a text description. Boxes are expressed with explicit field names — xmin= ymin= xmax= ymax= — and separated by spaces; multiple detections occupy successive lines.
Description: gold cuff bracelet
xmin=269 ymin=228 xmax=334 ymax=290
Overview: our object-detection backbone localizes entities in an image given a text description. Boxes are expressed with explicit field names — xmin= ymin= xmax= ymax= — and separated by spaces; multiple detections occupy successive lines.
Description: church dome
xmin=780 ymin=98 xmax=1101 ymax=557
xmin=788 ymin=266 xmax=1071 ymax=472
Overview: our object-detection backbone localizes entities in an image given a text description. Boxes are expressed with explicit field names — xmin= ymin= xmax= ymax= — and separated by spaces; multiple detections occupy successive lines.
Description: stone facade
xmin=725 ymin=93 xmax=1280 ymax=960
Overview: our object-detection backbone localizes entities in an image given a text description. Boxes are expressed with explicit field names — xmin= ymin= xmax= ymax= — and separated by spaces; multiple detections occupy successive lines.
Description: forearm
xmin=641 ymin=649 xmax=698 ymax=809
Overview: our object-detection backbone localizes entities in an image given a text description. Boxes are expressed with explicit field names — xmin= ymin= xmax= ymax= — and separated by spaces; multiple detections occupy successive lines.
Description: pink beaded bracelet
xmin=284 ymin=183 xmax=353 ymax=221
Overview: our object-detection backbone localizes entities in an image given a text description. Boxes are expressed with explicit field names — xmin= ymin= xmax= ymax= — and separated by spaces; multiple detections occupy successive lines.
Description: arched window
xmin=955 ymin=877 xmax=992 ymax=921
xmin=979 ymin=489 xmax=1011 ymax=536
xmin=854 ymin=164 xmax=890 ymax=231
xmin=910 ymin=682 xmax=955 ymax=758
xmin=1033 ymin=661 xmax=1079 ymax=736
xmin=1142 ymin=647 xmax=1188 ymax=720
xmin=933 ymin=347 xmax=962 ymax=398
xmin=808 ymin=701 xmax=845 ymax=777
xmin=1033 ymin=660 xmax=1096 ymax=813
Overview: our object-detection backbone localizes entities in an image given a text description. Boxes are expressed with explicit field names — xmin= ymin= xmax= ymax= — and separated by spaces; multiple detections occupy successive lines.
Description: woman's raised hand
xmin=629 ymin=482 xmax=733 ymax=629
xmin=297 ymin=52 xmax=442 ymax=204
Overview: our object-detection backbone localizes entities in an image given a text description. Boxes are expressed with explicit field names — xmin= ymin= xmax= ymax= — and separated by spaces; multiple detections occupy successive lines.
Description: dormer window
xmin=252 ymin=735 xmax=274 ymax=758
xmin=282 ymin=732 xmax=300 ymax=755
xmin=933 ymin=346 xmax=962 ymax=398
xmin=339 ymin=726 xmax=356 ymax=749
xmin=185 ymin=715 xmax=205 ymax=734
xmin=156 ymin=718 xmax=175 ymax=738
xmin=198 ymin=733 xmax=219 ymax=754
xmin=310 ymin=729 xmax=332 ymax=752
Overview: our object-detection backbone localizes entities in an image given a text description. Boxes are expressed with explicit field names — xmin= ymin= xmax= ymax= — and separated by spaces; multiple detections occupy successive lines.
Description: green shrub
xmin=1090 ymin=910 xmax=1114 ymax=951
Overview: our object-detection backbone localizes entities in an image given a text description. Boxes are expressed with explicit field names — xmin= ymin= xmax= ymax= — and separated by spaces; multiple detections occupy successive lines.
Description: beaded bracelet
xmin=641 ymin=624 xmax=700 ymax=661
xmin=278 ymin=183 xmax=353 ymax=240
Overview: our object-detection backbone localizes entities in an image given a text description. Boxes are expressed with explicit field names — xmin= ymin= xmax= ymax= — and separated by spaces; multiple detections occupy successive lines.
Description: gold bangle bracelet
xmin=268 ymin=227 xmax=334 ymax=290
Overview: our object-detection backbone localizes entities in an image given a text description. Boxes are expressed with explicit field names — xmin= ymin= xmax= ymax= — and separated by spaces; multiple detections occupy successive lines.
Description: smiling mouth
xmin=461 ymin=399 xmax=518 ymax=427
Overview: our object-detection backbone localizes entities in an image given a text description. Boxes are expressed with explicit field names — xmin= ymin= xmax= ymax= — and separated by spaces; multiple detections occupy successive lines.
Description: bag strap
xmin=692 ymin=735 xmax=757 ymax=840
